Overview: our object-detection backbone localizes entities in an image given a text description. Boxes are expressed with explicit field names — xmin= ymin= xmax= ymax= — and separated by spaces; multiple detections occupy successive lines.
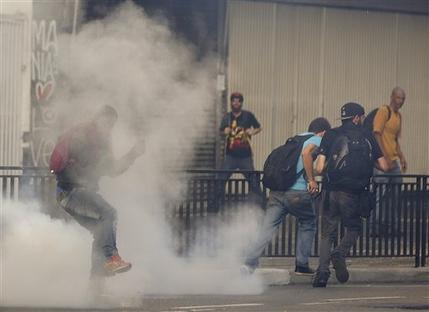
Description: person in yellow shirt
xmin=372 ymin=87 xmax=406 ymax=236
xmin=373 ymin=87 xmax=407 ymax=175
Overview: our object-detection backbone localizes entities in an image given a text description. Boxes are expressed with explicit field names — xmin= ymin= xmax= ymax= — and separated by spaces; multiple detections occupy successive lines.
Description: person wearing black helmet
xmin=217 ymin=92 xmax=262 ymax=205
xmin=312 ymin=102 xmax=388 ymax=288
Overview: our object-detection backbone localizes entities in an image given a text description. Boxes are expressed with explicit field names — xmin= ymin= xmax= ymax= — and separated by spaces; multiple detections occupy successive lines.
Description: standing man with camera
xmin=217 ymin=92 xmax=263 ymax=205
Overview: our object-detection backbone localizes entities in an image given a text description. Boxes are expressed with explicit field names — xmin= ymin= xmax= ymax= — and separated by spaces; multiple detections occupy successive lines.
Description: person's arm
xmin=245 ymin=112 xmax=262 ymax=137
xmin=220 ymin=114 xmax=232 ymax=135
xmin=373 ymin=132 xmax=393 ymax=169
xmin=302 ymin=143 xmax=318 ymax=193
xmin=375 ymin=156 xmax=389 ymax=172
xmin=314 ymin=130 xmax=332 ymax=175
xmin=396 ymin=114 xmax=407 ymax=172
xmin=105 ymin=140 xmax=145 ymax=177
xmin=396 ymin=140 xmax=407 ymax=172
xmin=315 ymin=154 xmax=326 ymax=175
xmin=246 ymin=127 xmax=262 ymax=136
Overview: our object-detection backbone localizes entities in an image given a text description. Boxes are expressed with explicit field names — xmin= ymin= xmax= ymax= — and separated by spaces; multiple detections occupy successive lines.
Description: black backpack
xmin=326 ymin=130 xmax=373 ymax=191
xmin=262 ymin=134 xmax=313 ymax=191
xmin=363 ymin=105 xmax=392 ymax=132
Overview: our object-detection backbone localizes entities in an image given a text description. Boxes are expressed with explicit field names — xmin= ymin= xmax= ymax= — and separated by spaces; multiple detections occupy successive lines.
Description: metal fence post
xmin=421 ymin=176 xmax=427 ymax=267
xmin=415 ymin=176 xmax=422 ymax=267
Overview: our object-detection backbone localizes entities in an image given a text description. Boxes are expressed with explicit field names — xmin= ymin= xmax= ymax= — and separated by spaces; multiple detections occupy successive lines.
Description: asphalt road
xmin=1 ymin=282 xmax=428 ymax=312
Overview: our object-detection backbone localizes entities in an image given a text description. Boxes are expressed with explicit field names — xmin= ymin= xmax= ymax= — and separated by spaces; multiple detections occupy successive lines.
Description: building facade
xmin=226 ymin=0 xmax=429 ymax=174
xmin=1 ymin=0 xmax=428 ymax=173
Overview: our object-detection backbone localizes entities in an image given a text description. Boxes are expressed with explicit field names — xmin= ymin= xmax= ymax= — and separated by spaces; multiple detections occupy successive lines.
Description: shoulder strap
xmin=298 ymin=134 xmax=315 ymax=142
xmin=295 ymin=134 xmax=316 ymax=179
xmin=384 ymin=105 xmax=392 ymax=121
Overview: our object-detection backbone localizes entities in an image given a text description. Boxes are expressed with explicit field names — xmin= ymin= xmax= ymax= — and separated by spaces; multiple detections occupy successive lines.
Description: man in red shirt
xmin=52 ymin=105 xmax=144 ymax=287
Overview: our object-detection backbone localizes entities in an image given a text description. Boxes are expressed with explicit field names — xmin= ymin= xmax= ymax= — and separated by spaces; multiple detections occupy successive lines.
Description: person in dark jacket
xmin=312 ymin=102 xmax=388 ymax=287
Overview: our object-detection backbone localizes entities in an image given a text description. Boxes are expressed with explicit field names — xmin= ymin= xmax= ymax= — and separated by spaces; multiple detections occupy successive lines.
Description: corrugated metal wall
xmin=0 ymin=15 xmax=26 ymax=168
xmin=227 ymin=0 xmax=429 ymax=174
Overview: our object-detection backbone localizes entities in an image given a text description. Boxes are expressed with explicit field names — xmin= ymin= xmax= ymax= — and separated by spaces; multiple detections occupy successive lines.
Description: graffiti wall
xmin=29 ymin=19 xmax=58 ymax=167
xmin=25 ymin=0 xmax=79 ymax=167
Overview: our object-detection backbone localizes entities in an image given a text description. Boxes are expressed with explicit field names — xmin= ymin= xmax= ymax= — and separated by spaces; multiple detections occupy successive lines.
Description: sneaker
xmin=104 ymin=255 xmax=132 ymax=275
xmin=312 ymin=270 xmax=330 ymax=288
xmin=295 ymin=265 xmax=315 ymax=276
xmin=240 ymin=264 xmax=255 ymax=275
xmin=330 ymin=252 xmax=349 ymax=283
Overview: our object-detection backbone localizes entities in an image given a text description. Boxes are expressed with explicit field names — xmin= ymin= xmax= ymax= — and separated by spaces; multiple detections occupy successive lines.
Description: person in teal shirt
xmin=241 ymin=117 xmax=331 ymax=275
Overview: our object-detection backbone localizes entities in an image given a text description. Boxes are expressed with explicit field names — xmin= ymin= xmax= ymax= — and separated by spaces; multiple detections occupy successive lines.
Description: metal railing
xmin=0 ymin=166 xmax=56 ymax=214
xmin=172 ymin=170 xmax=428 ymax=267
xmin=1 ymin=167 xmax=428 ymax=267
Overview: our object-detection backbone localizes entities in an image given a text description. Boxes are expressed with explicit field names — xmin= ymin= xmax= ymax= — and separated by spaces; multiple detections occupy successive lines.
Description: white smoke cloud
xmin=1 ymin=201 xmax=91 ymax=307
xmin=1 ymin=1 xmax=265 ymax=308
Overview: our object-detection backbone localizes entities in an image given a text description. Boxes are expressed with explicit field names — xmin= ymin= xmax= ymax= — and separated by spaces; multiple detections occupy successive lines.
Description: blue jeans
xmin=219 ymin=155 xmax=262 ymax=195
xmin=244 ymin=190 xmax=316 ymax=269
xmin=57 ymin=187 xmax=118 ymax=277
xmin=211 ymin=155 xmax=263 ymax=210
xmin=371 ymin=161 xmax=402 ymax=233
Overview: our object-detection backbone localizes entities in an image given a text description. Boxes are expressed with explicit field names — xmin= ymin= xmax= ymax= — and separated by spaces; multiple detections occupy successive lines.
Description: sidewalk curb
xmin=257 ymin=267 xmax=429 ymax=286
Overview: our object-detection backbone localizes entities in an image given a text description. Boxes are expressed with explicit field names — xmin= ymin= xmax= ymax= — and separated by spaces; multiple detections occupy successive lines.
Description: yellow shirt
xmin=373 ymin=105 xmax=401 ymax=162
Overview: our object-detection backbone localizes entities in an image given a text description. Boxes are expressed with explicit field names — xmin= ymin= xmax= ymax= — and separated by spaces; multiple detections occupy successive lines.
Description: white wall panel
xmin=396 ymin=15 xmax=429 ymax=174
xmin=228 ymin=1 xmax=278 ymax=167
xmin=271 ymin=4 xmax=296 ymax=148
xmin=227 ymin=0 xmax=429 ymax=174
xmin=294 ymin=6 xmax=323 ymax=135
xmin=0 ymin=15 xmax=26 ymax=168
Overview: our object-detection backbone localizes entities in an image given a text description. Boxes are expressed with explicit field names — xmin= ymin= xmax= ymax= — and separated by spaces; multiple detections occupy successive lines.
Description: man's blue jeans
xmin=219 ymin=155 xmax=262 ymax=195
xmin=371 ymin=161 xmax=402 ymax=233
xmin=244 ymin=190 xmax=316 ymax=269
xmin=212 ymin=155 xmax=263 ymax=210
xmin=57 ymin=187 xmax=118 ymax=277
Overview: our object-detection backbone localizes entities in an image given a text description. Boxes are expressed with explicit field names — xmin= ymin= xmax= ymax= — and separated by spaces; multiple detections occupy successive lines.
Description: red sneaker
xmin=104 ymin=255 xmax=132 ymax=275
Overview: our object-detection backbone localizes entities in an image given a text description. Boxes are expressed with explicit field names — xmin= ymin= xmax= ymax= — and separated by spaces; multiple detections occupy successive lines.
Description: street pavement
xmin=0 ymin=283 xmax=428 ymax=312
xmin=136 ymin=283 xmax=428 ymax=312
xmin=0 ymin=257 xmax=427 ymax=312
xmin=258 ymin=256 xmax=429 ymax=285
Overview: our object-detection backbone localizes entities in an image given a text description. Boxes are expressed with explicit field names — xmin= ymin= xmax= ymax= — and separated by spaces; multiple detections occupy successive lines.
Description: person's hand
xmin=245 ymin=128 xmax=253 ymax=137
xmin=386 ymin=158 xmax=395 ymax=170
xmin=307 ymin=180 xmax=319 ymax=194
xmin=400 ymin=156 xmax=407 ymax=173
xmin=224 ymin=127 xmax=232 ymax=135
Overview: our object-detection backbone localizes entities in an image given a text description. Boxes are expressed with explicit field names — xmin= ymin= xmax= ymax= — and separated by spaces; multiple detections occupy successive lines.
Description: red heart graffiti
xmin=35 ymin=81 xmax=54 ymax=102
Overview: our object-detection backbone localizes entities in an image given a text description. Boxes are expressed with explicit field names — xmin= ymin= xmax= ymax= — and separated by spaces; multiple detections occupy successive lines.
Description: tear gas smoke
xmin=1 ymin=201 xmax=91 ymax=307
